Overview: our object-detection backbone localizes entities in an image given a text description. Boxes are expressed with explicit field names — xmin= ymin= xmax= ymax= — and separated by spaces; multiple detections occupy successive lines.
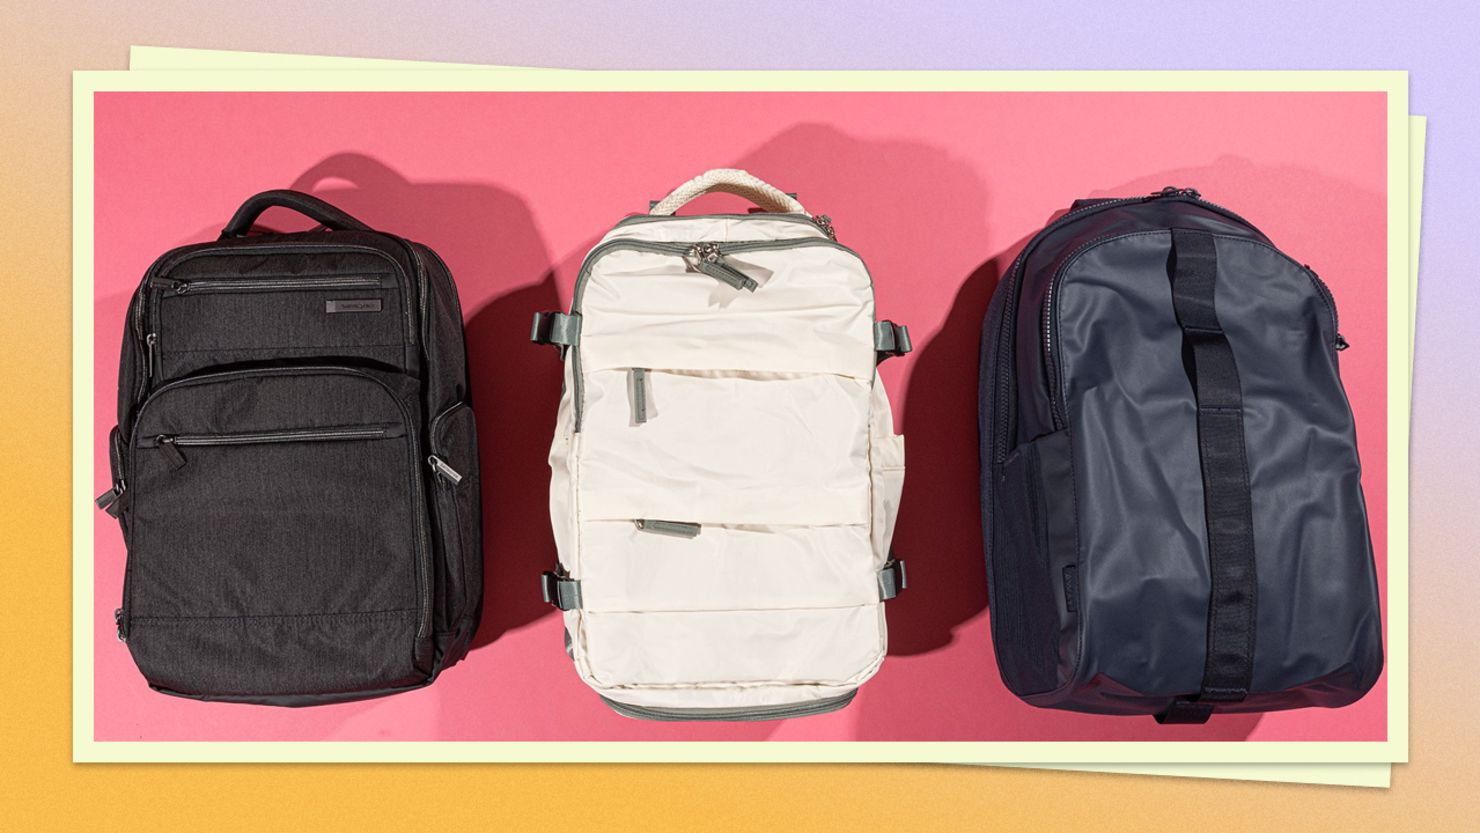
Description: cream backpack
xmin=533 ymin=170 xmax=910 ymax=720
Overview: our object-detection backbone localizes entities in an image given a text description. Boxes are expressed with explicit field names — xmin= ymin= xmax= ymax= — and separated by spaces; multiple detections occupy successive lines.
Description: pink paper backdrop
xmin=92 ymin=90 xmax=1388 ymax=742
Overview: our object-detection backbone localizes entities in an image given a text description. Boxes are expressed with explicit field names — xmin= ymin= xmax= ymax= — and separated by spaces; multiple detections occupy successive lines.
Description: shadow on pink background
xmin=92 ymin=91 xmax=1387 ymax=742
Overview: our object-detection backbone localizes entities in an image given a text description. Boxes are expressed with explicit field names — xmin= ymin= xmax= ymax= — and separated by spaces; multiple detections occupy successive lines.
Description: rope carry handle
xmin=648 ymin=168 xmax=806 ymax=216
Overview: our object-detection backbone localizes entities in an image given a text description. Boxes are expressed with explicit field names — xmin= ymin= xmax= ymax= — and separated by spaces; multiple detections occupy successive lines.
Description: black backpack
xmin=97 ymin=191 xmax=482 ymax=705
xmin=979 ymin=188 xmax=1383 ymax=723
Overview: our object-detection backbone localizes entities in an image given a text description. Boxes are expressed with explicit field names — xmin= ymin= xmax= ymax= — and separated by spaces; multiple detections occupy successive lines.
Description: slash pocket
xmin=428 ymin=400 xmax=481 ymax=646
xmin=991 ymin=429 xmax=1077 ymax=697
xmin=148 ymin=272 xmax=411 ymax=380
xmin=868 ymin=431 xmax=905 ymax=563
xmin=578 ymin=368 xmax=872 ymax=526
xmin=122 ymin=367 xmax=431 ymax=698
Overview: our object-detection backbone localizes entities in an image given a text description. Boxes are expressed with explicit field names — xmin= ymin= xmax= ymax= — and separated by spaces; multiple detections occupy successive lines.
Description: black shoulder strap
xmin=1157 ymin=229 xmax=1258 ymax=725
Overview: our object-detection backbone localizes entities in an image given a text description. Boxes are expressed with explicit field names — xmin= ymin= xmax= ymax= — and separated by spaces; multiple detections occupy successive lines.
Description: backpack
xmin=97 ymin=190 xmax=482 ymax=705
xmin=980 ymin=187 xmax=1384 ymax=722
xmin=532 ymin=169 xmax=911 ymax=720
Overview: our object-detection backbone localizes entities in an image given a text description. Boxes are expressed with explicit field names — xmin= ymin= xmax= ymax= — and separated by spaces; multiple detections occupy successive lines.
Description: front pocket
xmin=147 ymin=272 xmax=410 ymax=380
xmin=122 ymin=367 xmax=431 ymax=697
xmin=578 ymin=368 xmax=872 ymax=526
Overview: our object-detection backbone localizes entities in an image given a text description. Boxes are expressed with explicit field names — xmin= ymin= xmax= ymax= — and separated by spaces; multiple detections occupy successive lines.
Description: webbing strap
xmin=878 ymin=558 xmax=907 ymax=601
xmin=874 ymin=321 xmax=912 ymax=364
xmin=1159 ymin=228 xmax=1258 ymax=724
xmin=540 ymin=570 xmax=583 ymax=611
xmin=530 ymin=311 xmax=581 ymax=350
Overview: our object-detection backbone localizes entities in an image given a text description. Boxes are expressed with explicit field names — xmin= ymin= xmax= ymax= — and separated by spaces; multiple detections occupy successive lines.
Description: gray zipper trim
xmin=566 ymin=235 xmax=878 ymax=431
xmin=613 ymin=212 xmax=828 ymax=233
xmin=600 ymin=690 xmax=857 ymax=722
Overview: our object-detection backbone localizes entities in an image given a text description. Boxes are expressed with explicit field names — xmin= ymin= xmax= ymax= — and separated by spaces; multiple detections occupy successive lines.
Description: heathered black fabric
xmin=106 ymin=191 xmax=482 ymax=705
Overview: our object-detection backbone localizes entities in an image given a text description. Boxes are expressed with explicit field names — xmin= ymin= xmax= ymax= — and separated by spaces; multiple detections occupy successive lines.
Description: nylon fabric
xmin=546 ymin=184 xmax=905 ymax=719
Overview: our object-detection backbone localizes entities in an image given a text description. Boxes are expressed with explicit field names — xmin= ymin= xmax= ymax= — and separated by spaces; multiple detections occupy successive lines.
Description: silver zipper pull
xmin=634 ymin=519 xmax=701 ymax=538
xmin=427 ymin=454 xmax=463 ymax=485
xmin=810 ymin=213 xmax=837 ymax=241
xmin=156 ymin=435 xmax=186 ymax=470
xmin=685 ymin=243 xmax=758 ymax=292
xmin=144 ymin=332 xmax=158 ymax=379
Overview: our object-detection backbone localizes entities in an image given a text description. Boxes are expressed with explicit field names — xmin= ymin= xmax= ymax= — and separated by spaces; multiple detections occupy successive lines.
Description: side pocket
xmin=428 ymin=401 xmax=481 ymax=659
xmin=869 ymin=432 xmax=906 ymax=564
xmin=991 ymin=429 xmax=1076 ymax=696
xmin=107 ymin=425 xmax=130 ymax=536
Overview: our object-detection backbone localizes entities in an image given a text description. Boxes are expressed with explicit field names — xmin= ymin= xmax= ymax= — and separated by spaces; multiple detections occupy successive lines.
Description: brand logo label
xmin=325 ymin=299 xmax=382 ymax=314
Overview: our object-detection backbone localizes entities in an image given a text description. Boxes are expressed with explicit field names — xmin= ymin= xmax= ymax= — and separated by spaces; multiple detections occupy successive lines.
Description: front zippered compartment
xmin=133 ymin=243 xmax=417 ymax=348
xmin=139 ymin=425 xmax=401 ymax=468
xmin=1039 ymin=232 xmax=1346 ymax=432
xmin=990 ymin=189 xmax=1271 ymax=464
xmin=142 ymin=265 xmax=409 ymax=384
xmin=126 ymin=242 xmax=422 ymax=410
xmin=566 ymin=236 xmax=876 ymax=431
xmin=122 ymin=366 xmax=434 ymax=653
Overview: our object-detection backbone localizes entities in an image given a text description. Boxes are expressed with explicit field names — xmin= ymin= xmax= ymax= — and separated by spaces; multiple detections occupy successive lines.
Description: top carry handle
xmin=221 ymin=189 xmax=374 ymax=238
xmin=649 ymin=169 xmax=807 ymax=216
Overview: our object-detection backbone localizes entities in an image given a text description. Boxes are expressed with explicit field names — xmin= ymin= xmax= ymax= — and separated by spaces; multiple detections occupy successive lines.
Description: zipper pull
xmin=427 ymin=454 xmax=464 ymax=485
xmin=156 ymin=435 xmax=186 ymax=470
xmin=144 ymin=332 xmax=158 ymax=379
xmin=810 ymin=213 xmax=837 ymax=241
xmin=1153 ymin=186 xmax=1202 ymax=200
xmin=1335 ymin=334 xmax=1350 ymax=351
xmin=95 ymin=481 xmax=127 ymax=517
xmin=686 ymin=243 xmax=758 ymax=292
xmin=635 ymin=519 xmax=702 ymax=538
xmin=115 ymin=607 xmax=127 ymax=642
xmin=631 ymin=368 xmax=649 ymax=425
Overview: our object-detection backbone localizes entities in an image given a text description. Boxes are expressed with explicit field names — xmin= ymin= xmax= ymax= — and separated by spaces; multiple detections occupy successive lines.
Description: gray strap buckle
xmin=530 ymin=311 xmax=581 ymax=354
xmin=874 ymin=321 xmax=912 ymax=363
xmin=878 ymin=557 xmax=908 ymax=601
xmin=540 ymin=570 xmax=583 ymax=610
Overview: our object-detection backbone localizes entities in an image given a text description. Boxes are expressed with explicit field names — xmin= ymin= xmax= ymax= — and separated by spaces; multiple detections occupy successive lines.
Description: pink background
xmin=92 ymin=90 xmax=1387 ymax=742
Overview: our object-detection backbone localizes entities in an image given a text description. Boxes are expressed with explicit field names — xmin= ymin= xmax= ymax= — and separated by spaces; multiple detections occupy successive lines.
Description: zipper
xmin=1303 ymin=263 xmax=1343 ymax=345
xmin=151 ymin=275 xmax=385 ymax=294
xmin=566 ymin=236 xmax=875 ymax=432
xmin=992 ymin=187 xmax=1264 ymax=461
xmin=634 ymin=519 xmax=701 ymax=538
xmin=612 ymin=212 xmax=834 ymax=239
xmin=123 ymin=365 xmax=434 ymax=645
xmin=128 ymin=244 xmax=419 ymax=412
xmin=147 ymin=425 xmax=394 ymax=468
